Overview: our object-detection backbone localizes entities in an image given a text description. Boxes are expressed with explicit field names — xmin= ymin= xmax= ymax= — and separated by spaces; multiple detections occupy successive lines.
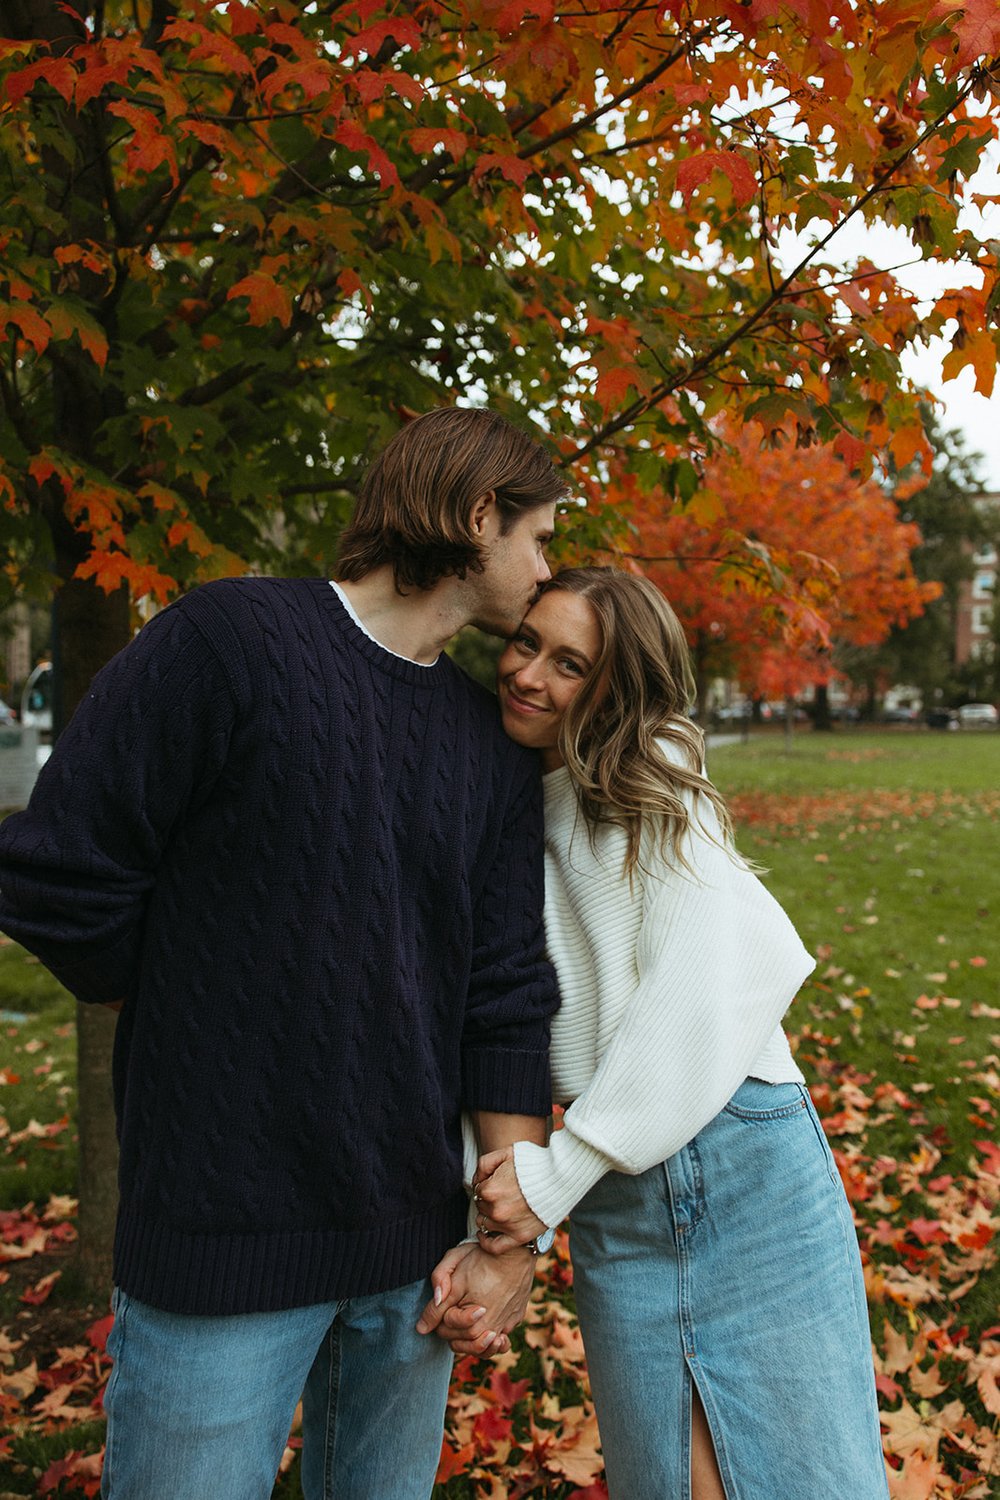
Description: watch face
xmin=534 ymin=1226 xmax=556 ymax=1255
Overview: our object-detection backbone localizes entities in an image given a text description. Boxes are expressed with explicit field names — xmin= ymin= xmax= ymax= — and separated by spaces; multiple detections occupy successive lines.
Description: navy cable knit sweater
xmin=0 ymin=578 xmax=558 ymax=1314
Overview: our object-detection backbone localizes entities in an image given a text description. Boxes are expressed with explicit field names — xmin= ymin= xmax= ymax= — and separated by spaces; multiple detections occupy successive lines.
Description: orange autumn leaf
xmin=226 ymin=272 xmax=293 ymax=328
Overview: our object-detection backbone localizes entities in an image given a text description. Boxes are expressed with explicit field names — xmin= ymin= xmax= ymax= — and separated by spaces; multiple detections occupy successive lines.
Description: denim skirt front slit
xmin=568 ymin=1078 xmax=890 ymax=1500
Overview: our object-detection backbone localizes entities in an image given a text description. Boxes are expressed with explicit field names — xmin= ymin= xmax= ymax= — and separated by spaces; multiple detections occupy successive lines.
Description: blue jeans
xmin=570 ymin=1079 xmax=890 ymax=1500
xmin=101 ymin=1277 xmax=453 ymax=1499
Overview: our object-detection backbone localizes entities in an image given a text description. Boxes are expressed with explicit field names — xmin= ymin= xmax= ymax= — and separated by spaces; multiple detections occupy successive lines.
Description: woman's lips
xmin=503 ymin=688 xmax=548 ymax=716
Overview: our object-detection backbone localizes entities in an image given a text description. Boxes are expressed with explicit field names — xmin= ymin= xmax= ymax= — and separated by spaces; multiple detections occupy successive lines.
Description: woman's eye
xmin=559 ymin=657 xmax=585 ymax=675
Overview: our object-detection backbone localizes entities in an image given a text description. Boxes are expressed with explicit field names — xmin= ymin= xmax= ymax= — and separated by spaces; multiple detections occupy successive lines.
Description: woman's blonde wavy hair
xmin=541 ymin=566 xmax=735 ymax=876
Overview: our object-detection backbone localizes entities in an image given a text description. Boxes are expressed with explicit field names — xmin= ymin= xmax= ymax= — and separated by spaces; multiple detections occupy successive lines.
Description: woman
xmin=456 ymin=568 xmax=888 ymax=1499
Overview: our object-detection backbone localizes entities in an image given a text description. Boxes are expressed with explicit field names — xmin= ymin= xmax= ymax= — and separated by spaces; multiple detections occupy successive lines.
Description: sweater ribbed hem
xmin=113 ymin=1194 xmax=469 ymax=1315
xmin=462 ymin=1047 xmax=552 ymax=1117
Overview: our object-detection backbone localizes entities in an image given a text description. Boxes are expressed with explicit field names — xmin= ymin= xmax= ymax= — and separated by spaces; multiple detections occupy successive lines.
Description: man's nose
xmin=537 ymin=552 xmax=552 ymax=585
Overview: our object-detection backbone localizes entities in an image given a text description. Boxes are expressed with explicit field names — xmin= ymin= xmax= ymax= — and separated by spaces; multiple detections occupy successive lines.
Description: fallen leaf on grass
xmin=0 ymin=1358 xmax=38 ymax=1402
xmin=886 ymin=1448 xmax=949 ymax=1499
xmin=38 ymin=1447 xmax=103 ymax=1495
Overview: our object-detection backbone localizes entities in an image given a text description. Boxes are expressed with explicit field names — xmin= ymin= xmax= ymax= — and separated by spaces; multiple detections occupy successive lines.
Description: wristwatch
xmin=527 ymin=1226 xmax=556 ymax=1255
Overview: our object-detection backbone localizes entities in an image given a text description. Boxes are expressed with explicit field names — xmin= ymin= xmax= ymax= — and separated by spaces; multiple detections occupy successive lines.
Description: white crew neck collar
xmin=329 ymin=581 xmax=438 ymax=668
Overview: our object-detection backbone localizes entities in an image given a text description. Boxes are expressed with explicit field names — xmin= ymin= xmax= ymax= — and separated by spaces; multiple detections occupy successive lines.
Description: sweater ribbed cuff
xmin=511 ymin=1130 xmax=614 ymax=1230
xmin=461 ymin=1046 xmax=552 ymax=1117
xmin=27 ymin=927 xmax=139 ymax=1007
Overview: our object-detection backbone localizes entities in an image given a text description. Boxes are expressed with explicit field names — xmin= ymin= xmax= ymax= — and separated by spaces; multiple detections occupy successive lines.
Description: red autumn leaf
xmin=473 ymin=1404 xmax=513 ymax=1449
xmin=906 ymin=1218 xmax=948 ymax=1245
xmin=473 ymin=152 xmax=533 ymax=187
xmin=409 ymin=127 xmax=469 ymax=162
xmin=226 ymin=272 xmax=293 ymax=328
xmin=5 ymin=57 xmax=76 ymax=105
xmin=105 ymin=100 xmax=179 ymax=183
xmin=677 ymin=150 xmax=757 ymax=206
xmin=21 ymin=1269 xmax=61 ymax=1305
xmin=225 ymin=1 xmax=260 ymax=37
xmin=87 ymin=1314 xmax=115 ymax=1353
xmin=488 ymin=1366 xmax=531 ymax=1405
xmin=342 ymin=15 xmax=422 ymax=58
xmin=435 ymin=1438 xmax=477 ymax=1482
xmin=45 ymin=302 xmax=109 ymax=369
xmin=956 ymin=1222 xmax=993 ymax=1251
xmin=2 ymin=301 xmax=51 ymax=356
xmin=595 ymin=366 xmax=637 ymax=411
xmin=39 ymin=1447 xmax=104 ymax=1494
xmin=941 ymin=0 xmax=1000 ymax=68
xmin=333 ymin=122 xmax=400 ymax=187
xmin=496 ymin=0 xmax=556 ymax=32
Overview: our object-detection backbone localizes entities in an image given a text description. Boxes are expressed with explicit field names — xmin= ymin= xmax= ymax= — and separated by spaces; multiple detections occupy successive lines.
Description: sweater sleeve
xmin=461 ymin=745 xmax=559 ymax=1118
xmin=511 ymin=796 xmax=815 ymax=1228
xmin=0 ymin=596 xmax=241 ymax=1005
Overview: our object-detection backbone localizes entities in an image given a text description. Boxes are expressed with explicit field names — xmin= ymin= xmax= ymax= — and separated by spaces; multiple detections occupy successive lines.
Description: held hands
xmin=416 ymin=1240 xmax=533 ymax=1356
xmin=473 ymin=1148 xmax=546 ymax=1256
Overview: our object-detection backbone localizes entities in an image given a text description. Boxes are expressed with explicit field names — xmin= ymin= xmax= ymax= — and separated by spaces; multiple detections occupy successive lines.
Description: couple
xmin=0 ymin=407 xmax=887 ymax=1499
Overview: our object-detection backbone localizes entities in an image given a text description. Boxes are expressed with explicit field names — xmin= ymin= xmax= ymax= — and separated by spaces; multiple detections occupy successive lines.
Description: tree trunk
xmin=53 ymin=564 xmax=130 ymax=1294
xmin=813 ymin=681 xmax=833 ymax=731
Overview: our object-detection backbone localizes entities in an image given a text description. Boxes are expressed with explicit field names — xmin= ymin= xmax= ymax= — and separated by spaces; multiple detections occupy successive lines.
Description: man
xmin=0 ymin=407 xmax=566 ymax=1499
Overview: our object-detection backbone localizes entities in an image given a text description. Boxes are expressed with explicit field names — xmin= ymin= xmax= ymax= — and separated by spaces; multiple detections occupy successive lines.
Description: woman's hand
xmin=474 ymin=1148 xmax=546 ymax=1255
xmin=416 ymin=1241 xmax=531 ymax=1355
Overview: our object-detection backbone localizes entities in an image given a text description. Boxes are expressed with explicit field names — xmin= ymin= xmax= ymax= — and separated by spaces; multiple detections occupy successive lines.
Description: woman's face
xmin=497 ymin=589 xmax=602 ymax=771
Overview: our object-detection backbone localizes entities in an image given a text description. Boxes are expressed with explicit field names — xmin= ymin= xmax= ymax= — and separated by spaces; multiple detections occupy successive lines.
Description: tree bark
xmin=813 ymin=681 xmax=833 ymax=731
xmin=53 ymin=564 xmax=130 ymax=1295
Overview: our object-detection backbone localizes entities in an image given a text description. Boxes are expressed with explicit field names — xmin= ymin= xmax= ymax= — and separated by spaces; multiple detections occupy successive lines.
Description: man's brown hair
xmin=337 ymin=407 xmax=569 ymax=591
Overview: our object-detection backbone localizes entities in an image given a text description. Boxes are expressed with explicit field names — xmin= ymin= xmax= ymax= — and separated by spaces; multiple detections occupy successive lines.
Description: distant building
xmin=955 ymin=491 xmax=998 ymax=665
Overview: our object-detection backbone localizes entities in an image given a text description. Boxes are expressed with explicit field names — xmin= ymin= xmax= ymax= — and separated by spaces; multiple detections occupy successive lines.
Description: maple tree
xmin=627 ymin=420 xmax=942 ymax=716
xmin=2 ymin=0 xmax=1000 ymax=1280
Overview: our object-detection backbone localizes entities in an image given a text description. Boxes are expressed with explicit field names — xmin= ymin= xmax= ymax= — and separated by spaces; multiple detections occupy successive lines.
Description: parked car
xmin=925 ymin=708 xmax=957 ymax=730
xmin=956 ymin=702 xmax=998 ymax=727
xmin=881 ymin=705 xmax=920 ymax=723
xmin=20 ymin=662 xmax=52 ymax=732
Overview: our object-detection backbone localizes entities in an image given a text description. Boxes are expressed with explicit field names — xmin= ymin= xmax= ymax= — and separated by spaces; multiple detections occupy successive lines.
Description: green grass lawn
xmin=1 ymin=728 xmax=997 ymax=1497
xmin=711 ymin=729 xmax=1000 ymax=1339
xmin=711 ymin=731 xmax=998 ymax=1165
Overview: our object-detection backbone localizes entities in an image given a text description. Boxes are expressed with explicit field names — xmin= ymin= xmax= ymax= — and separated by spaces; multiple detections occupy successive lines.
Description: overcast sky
xmin=776 ymin=142 xmax=1000 ymax=490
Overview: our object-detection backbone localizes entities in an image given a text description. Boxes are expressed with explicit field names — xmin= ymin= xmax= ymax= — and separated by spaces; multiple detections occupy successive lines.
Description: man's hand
xmin=473 ymin=1148 xmax=546 ymax=1255
xmin=417 ymin=1240 xmax=534 ymax=1356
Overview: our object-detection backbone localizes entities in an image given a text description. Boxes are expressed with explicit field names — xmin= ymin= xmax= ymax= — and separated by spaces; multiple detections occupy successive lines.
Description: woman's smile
xmin=497 ymin=589 xmax=602 ymax=769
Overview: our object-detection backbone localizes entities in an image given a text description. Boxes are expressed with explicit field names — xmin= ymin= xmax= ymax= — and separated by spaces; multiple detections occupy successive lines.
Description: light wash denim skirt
xmin=569 ymin=1078 xmax=890 ymax=1500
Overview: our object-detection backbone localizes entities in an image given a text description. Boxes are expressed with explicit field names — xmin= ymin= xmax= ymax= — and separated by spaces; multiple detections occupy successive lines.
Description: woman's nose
xmin=513 ymin=659 xmax=545 ymax=691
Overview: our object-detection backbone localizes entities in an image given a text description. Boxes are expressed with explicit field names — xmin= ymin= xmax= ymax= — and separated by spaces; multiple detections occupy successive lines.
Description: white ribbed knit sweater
xmin=511 ymin=751 xmax=815 ymax=1230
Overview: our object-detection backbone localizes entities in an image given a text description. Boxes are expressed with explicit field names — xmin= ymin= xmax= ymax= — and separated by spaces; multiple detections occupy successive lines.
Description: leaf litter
xmin=0 ymin=789 xmax=996 ymax=1497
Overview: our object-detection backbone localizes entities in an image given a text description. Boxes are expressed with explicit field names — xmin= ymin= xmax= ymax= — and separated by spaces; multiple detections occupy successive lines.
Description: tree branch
xmin=568 ymin=74 xmax=980 ymax=465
